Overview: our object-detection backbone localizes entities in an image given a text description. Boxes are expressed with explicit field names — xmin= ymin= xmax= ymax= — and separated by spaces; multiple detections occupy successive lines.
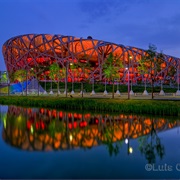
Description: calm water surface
xmin=0 ymin=105 xmax=180 ymax=179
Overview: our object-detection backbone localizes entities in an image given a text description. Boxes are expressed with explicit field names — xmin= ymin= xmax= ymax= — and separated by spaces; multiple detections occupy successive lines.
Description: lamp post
xmin=130 ymin=78 xmax=134 ymax=95
xmin=125 ymin=138 xmax=133 ymax=155
xmin=65 ymin=61 xmax=68 ymax=98
xmin=125 ymin=119 xmax=133 ymax=155
xmin=176 ymin=60 xmax=180 ymax=95
xmin=125 ymin=67 xmax=130 ymax=99
xmin=0 ymin=71 xmax=1 ymax=95
xmin=43 ymin=74 xmax=47 ymax=95
xmin=178 ymin=67 xmax=179 ymax=91
xmin=26 ymin=69 xmax=28 ymax=96
xmin=103 ymin=78 xmax=108 ymax=95
xmin=143 ymin=75 xmax=149 ymax=95
xmin=30 ymin=68 xmax=35 ymax=95
xmin=129 ymin=56 xmax=134 ymax=95
xmin=116 ymin=79 xmax=120 ymax=95
xmin=91 ymin=77 xmax=96 ymax=95
xmin=159 ymin=76 xmax=165 ymax=95
xmin=70 ymin=63 xmax=75 ymax=95
xmin=126 ymin=55 xmax=132 ymax=99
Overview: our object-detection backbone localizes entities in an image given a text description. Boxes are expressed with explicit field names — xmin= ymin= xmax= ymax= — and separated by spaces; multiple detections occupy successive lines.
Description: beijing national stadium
xmin=1 ymin=34 xmax=180 ymax=94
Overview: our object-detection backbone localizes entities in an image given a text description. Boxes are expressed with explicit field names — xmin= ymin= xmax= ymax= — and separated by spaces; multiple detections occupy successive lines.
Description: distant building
xmin=2 ymin=34 xmax=179 ymax=85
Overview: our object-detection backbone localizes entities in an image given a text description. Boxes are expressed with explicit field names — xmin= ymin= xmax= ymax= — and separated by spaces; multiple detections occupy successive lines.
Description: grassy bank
xmin=0 ymin=96 xmax=180 ymax=116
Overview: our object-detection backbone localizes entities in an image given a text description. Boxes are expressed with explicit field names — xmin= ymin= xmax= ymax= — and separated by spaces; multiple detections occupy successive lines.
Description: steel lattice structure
xmin=2 ymin=34 xmax=180 ymax=84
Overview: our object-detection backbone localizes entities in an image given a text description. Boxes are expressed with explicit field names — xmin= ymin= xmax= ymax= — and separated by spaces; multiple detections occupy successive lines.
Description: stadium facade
xmin=2 ymin=34 xmax=180 ymax=85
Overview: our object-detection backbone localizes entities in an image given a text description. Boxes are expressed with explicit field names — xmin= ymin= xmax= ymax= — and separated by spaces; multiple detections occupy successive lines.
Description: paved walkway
xmin=67 ymin=93 xmax=180 ymax=100
xmin=9 ymin=92 xmax=180 ymax=100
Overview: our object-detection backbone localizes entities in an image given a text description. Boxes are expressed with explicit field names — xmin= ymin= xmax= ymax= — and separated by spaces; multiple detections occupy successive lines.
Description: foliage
xmin=49 ymin=63 xmax=65 ymax=81
xmin=101 ymin=125 xmax=123 ymax=156
xmin=137 ymin=60 xmax=149 ymax=75
xmin=39 ymin=81 xmax=177 ymax=93
xmin=138 ymin=44 xmax=165 ymax=99
xmin=7 ymin=114 xmax=26 ymax=129
xmin=0 ymin=72 xmax=8 ymax=83
xmin=103 ymin=53 xmax=123 ymax=81
xmin=48 ymin=120 xmax=65 ymax=138
xmin=71 ymin=56 xmax=92 ymax=97
xmin=138 ymin=119 xmax=165 ymax=163
xmin=13 ymin=69 xmax=26 ymax=83
xmin=74 ymin=58 xmax=92 ymax=82
xmin=12 ymin=69 xmax=27 ymax=94
xmin=103 ymin=53 xmax=124 ymax=98
xmin=167 ymin=65 xmax=176 ymax=84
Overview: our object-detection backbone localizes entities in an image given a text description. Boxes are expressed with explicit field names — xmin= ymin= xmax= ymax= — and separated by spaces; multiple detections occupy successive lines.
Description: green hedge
xmin=0 ymin=96 xmax=180 ymax=116
xmin=39 ymin=82 xmax=177 ymax=93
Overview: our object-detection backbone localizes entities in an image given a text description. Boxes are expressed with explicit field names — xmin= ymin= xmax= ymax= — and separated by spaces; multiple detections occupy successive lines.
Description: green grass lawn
xmin=0 ymin=96 xmax=180 ymax=117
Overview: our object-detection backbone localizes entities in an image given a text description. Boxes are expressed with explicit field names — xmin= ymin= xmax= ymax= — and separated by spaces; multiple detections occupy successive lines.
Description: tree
xmin=138 ymin=118 xmax=165 ymax=164
xmin=69 ymin=63 xmax=77 ymax=94
xmin=137 ymin=59 xmax=149 ymax=94
xmin=167 ymin=65 xmax=176 ymax=85
xmin=1 ymin=72 xmax=8 ymax=83
xmin=101 ymin=124 xmax=123 ymax=156
xmin=103 ymin=53 xmax=124 ymax=98
xmin=1 ymin=72 xmax=10 ymax=95
xmin=13 ymin=69 xmax=27 ymax=95
xmin=138 ymin=44 xmax=164 ymax=99
xmin=29 ymin=67 xmax=41 ymax=95
xmin=49 ymin=63 xmax=62 ymax=96
xmin=75 ymin=58 xmax=92 ymax=98
xmin=64 ymin=62 xmax=68 ymax=97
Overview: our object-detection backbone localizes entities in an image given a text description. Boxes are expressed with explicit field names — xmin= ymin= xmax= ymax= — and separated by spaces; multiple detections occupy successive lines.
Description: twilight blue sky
xmin=0 ymin=0 xmax=180 ymax=70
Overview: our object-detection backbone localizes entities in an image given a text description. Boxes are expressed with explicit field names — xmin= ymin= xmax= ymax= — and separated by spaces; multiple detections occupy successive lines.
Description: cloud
xmin=78 ymin=0 xmax=127 ymax=23
xmin=78 ymin=0 xmax=149 ymax=24
xmin=1 ymin=0 xmax=180 ymax=71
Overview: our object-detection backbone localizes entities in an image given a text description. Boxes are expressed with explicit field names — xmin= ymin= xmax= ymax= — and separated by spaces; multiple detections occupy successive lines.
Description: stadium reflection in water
xmin=1 ymin=105 xmax=180 ymax=164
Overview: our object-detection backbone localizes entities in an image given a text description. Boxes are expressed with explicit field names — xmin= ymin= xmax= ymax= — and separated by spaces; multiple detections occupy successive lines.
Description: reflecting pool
xmin=0 ymin=105 xmax=180 ymax=179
